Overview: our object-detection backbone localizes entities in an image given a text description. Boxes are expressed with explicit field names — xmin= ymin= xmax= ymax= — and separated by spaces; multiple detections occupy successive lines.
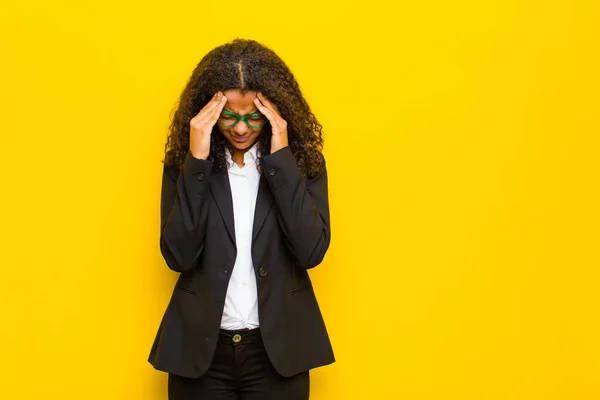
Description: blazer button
xmin=197 ymin=173 xmax=205 ymax=181
xmin=269 ymin=168 xmax=276 ymax=176
xmin=259 ymin=267 xmax=267 ymax=278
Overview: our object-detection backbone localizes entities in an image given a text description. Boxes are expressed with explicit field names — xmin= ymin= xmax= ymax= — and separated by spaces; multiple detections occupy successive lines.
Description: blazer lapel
xmin=252 ymin=173 xmax=274 ymax=242
xmin=209 ymin=168 xmax=236 ymax=245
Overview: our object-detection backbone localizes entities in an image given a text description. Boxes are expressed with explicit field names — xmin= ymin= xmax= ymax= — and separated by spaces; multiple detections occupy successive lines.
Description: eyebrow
xmin=222 ymin=108 xmax=260 ymax=115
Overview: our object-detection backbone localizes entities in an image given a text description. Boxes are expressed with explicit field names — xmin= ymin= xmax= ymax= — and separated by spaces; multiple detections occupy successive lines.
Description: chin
xmin=230 ymin=140 xmax=250 ymax=150
xmin=231 ymin=135 xmax=260 ymax=149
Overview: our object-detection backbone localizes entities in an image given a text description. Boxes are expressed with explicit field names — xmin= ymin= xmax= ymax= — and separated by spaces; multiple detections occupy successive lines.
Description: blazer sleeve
xmin=159 ymin=150 xmax=214 ymax=272
xmin=260 ymin=146 xmax=331 ymax=269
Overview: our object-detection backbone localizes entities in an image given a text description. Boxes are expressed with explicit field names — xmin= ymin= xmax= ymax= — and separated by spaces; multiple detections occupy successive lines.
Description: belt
xmin=219 ymin=327 xmax=262 ymax=344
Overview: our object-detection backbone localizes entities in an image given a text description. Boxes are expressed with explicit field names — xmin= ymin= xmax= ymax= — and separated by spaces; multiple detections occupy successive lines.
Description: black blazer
xmin=147 ymin=145 xmax=335 ymax=379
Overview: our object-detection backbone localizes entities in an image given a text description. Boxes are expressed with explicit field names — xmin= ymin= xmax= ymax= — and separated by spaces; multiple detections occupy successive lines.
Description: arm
xmin=260 ymin=146 xmax=331 ymax=269
xmin=159 ymin=150 xmax=214 ymax=272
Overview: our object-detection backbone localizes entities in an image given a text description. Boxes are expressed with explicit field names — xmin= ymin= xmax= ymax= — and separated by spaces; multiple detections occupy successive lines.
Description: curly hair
xmin=162 ymin=38 xmax=324 ymax=179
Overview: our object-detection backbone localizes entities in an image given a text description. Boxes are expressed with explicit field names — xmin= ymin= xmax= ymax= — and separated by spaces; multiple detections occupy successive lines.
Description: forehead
xmin=223 ymin=90 xmax=258 ymax=114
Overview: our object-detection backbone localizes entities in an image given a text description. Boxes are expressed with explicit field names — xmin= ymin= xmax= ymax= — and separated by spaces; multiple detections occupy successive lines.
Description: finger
xmin=197 ymin=92 xmax=223 ymax=118
xmin=210 ymin=91 xmax=224 ymax=108
xmin=206 ymin=92 xmax=220 ymax=107
xmin=254 ymin=96 xmax=276 ymax=117
xmin=191 ymin=94 xmax=222 ymax=126
xmin=256 ymin=92 xmax=272 ymax=107
xmin=195 ymin=94 xmax=218 ymax=119
xmin=256 ymin=92 xmax=281 ymax=114
xmin=255 ymin=103 xmax=285 ymax=132
xmin=202 ymin=94 xmax=226 ymax=126
xmin=209 ymin=94 xmax=228 ymax=124
xmin=254 ymin=97 xmax=278 ymax=123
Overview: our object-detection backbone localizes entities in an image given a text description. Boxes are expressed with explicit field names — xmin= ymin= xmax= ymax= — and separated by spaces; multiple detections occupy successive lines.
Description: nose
xmin=234 ymin=119 xmax=248 ymax=135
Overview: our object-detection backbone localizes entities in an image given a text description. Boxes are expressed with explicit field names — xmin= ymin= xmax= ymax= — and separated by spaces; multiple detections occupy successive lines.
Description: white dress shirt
xmin=220 ymin=142 xmax=261 ymax=330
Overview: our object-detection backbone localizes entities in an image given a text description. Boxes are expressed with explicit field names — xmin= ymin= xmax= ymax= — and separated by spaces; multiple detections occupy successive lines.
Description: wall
xmin=1 ymin=0 xmax=599 ymax=398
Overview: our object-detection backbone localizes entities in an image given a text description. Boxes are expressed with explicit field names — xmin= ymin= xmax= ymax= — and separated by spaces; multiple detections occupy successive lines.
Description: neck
xmin=230 ymin=144 xmax=253 ymax=168
xmin=232 ymin=150 xmax=246 ymax=168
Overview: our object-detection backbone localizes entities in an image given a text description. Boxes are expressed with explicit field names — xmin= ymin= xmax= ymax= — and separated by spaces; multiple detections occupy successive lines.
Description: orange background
xmin=1 ymin=0 xmax=599 ymax=398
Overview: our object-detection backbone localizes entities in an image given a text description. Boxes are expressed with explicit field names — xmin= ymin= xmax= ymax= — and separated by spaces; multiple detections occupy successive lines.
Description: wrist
xmin=190 ymin=149 xmax=209 ymax=160
xmin=270 ymin=138 xmax=289 ymax=154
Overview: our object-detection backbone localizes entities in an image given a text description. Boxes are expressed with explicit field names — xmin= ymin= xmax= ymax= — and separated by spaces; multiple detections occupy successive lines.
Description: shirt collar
xmin=225 ymin=141 xmax=260 ymax=169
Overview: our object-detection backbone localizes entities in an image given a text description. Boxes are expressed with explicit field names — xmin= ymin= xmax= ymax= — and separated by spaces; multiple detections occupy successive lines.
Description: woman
xmin=148 ymin=38 xmax=335 ymax=400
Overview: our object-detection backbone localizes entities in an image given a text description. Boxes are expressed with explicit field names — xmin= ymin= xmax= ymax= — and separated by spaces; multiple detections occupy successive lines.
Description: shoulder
xmin=162 ymin=149 xmax=183 ymax=182
xmin=307 ymin=149 xmax=327 ymax=180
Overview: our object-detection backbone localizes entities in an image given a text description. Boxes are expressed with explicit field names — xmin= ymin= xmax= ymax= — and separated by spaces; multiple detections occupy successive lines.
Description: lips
xmin=231 ymin=135 xmax=250 ymax=143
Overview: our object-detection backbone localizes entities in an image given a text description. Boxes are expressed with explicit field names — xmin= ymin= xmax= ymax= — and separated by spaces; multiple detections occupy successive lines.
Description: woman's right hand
xmin=189 ymin=91 xmax=227 ymax=159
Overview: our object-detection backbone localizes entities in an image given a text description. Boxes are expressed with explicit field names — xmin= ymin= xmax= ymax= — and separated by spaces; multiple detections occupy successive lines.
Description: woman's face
xmin=216 ymin=89 xmax=266 ymax=153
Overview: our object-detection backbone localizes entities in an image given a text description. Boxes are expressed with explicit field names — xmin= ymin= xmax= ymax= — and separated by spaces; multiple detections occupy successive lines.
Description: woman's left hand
xmin=254 ymin=92 xmax=289 ymax=154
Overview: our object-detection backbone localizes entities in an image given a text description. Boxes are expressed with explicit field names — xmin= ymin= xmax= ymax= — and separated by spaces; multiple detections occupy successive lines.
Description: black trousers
xmin=168 ymin=328 xmax=310 ymax=400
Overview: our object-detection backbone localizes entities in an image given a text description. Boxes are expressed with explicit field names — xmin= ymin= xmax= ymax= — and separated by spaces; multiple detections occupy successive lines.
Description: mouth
xmin=231 ymin=135 xmax=250 ymax=143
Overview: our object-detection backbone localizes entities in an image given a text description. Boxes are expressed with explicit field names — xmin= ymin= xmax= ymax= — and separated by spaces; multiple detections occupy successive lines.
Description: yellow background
xmin=1 ymin=0 xmax=599 ymax=398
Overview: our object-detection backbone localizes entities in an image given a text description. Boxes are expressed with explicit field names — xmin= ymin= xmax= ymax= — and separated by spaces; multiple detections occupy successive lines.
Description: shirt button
xmin=197 ymin=173 xmax=205 ymax=181
xmin=269 ymin=168 xmax=276 ymax=176
xmin=259 ymin=267 xmax=267 ymax=278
